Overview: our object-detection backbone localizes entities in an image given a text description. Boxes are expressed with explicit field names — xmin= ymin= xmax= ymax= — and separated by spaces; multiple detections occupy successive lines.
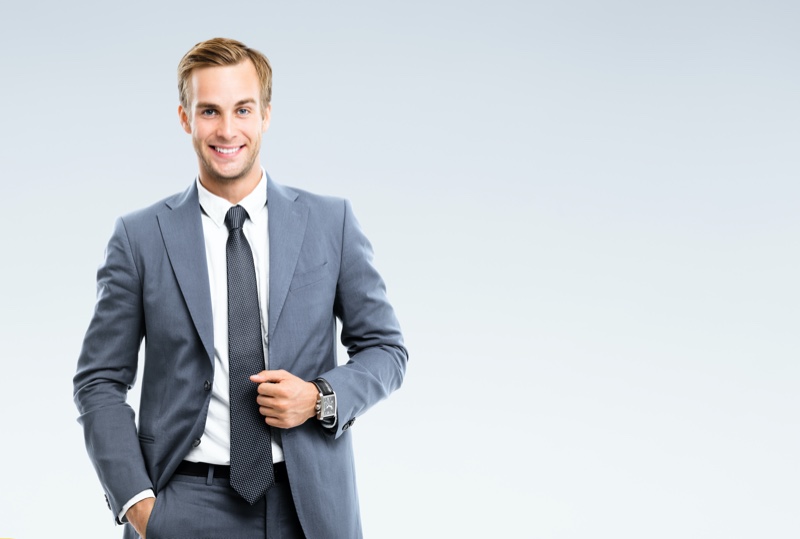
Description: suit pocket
xmin=289 ymin=261 xmax=328 ymax=291
xmin=144 ymin=495 xmax=163 ymax=539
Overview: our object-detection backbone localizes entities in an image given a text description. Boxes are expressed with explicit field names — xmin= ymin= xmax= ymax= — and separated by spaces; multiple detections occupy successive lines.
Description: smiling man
xmin=73 ymin=38 xmax=407 ymax=539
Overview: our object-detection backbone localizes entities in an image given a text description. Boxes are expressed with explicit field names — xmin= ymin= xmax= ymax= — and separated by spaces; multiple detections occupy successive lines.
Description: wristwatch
xmin=312 ymin=378 xmax=337 ymax=428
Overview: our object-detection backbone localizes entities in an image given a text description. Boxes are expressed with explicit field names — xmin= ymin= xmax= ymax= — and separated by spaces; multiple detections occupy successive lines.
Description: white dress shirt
xmin=121 ymin=170 xmax=282 ymax=520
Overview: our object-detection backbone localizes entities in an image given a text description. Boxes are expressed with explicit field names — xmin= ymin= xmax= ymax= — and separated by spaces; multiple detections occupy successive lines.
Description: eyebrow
xmin=196 ymin=99 xmax=257 ymax=109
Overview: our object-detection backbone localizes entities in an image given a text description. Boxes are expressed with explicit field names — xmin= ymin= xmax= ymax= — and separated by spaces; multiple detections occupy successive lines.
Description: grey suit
xmin=74 ymin=176 xmax=408 ymax=538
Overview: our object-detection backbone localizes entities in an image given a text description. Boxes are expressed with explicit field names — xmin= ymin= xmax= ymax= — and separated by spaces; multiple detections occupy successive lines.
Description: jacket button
xmin=192 ymin=438 xmax=201 ymax=447
xmin=204 ymin=380 xmax=212 ymax=391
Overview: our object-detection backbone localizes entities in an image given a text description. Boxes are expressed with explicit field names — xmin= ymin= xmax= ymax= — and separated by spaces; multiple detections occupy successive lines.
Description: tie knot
xmin=225 ymin=205 xmax=248 ymax=231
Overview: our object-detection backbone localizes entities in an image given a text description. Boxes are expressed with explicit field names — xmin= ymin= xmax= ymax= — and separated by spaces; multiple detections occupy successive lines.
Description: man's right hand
xmin=126 ymin=497 xmax=156 ymax=538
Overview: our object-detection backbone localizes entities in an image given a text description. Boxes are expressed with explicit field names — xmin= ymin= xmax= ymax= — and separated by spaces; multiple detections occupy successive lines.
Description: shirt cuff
xmin=119 ymin=489 xmax=156 ymax=523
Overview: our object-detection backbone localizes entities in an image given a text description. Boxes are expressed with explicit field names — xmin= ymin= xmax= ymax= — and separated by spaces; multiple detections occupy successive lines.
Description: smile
xmin=212 ymin=146 xmax=243 ymax=155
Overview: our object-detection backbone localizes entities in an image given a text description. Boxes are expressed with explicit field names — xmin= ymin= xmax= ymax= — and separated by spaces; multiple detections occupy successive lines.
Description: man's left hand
xmin=250 ymin=370 xmax=319 ymax=428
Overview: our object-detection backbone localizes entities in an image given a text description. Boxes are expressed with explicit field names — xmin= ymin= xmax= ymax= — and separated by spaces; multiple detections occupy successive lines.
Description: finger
xmin=256 ymin=393 xmax=285 ymax=407
xmin=249 ymin=370 xmax=270 ymax=383
xmin=259 ymin=406 xmax=287 ymax=422
xmin=256 ymin=380 xmax=287 ymax=397
xmin=263 ymin=414 xmax=292 ymax=429
xmin=259 ymin=393 xmax=289 ymax=410
xmin=250 ymin=369 xmax=286 ymax=384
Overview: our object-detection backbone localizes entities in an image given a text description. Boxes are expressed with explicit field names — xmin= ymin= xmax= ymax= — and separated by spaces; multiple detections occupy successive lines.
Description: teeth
xmin=215 ymin=146 xmax=239 ymax=154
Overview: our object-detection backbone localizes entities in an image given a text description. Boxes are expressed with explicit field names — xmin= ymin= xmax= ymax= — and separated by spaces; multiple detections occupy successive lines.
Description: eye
xmin=200 ymin=109 xmax=217 ymax=117
xmin=237 ymin=108 xmax=251 ymax=116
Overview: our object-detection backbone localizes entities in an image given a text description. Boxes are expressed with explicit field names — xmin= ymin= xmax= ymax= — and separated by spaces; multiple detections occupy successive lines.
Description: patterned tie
xmin=225 ymin=205 xmax=274 ymax=504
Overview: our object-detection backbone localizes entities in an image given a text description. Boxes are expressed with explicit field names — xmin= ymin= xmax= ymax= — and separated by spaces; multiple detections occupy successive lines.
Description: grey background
xmin=1 ymin=1 xmax=797 ymax=537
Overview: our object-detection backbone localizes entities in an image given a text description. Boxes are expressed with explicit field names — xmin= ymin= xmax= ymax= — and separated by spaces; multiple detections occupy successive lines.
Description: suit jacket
xmin=73 ymin=176 xmax=407 ymax=538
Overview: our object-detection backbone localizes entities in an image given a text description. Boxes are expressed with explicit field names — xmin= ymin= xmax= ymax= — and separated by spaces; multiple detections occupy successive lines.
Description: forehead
xmin=188 ymin=60 xmax=261 ymax=106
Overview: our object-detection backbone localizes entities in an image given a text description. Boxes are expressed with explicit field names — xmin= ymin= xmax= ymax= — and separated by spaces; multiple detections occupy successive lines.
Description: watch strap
xmin=313 ymin=377 xmax=334 ymax=397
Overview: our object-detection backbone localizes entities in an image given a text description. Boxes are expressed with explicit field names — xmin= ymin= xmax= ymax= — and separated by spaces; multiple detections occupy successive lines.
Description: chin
xmin=201 ymin=159 xmax=255 ymax=184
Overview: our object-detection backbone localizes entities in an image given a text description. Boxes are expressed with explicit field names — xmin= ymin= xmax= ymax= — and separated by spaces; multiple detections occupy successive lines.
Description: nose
xmin=216 ymin=113 xmax=235 ymax=140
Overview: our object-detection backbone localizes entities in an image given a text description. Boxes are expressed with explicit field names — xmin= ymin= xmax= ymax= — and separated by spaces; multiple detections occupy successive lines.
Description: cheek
xmin=191 ymin=124 xmax=211 ymax=142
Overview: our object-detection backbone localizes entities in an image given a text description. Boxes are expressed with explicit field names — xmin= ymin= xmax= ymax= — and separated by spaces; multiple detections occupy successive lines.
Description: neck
xmin=198 ymin=169 xmax=262 ymax=204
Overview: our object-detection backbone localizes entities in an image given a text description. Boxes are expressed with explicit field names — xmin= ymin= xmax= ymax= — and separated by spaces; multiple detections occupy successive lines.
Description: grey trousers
xmin=125 ymin=467 xmax=305 ymax=539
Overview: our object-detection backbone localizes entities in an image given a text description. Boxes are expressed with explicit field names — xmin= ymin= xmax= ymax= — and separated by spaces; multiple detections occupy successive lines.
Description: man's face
xmin=178 ymin=60 xmax=270 ymax=187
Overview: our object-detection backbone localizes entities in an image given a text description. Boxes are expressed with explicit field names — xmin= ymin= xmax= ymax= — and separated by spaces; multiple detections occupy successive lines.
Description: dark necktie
xmin=225 ymin=205 xmax=274 ymax=504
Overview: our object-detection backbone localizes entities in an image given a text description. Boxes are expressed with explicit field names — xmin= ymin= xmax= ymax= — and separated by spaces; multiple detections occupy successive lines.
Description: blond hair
xmin=178 ymin=37 xmax=272 ymax=114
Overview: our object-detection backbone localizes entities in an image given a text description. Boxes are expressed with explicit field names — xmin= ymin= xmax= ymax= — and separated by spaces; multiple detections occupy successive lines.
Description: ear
xmin=178 ymin=104 xmax=192 ymax=134
xmin=261 ymin=104 xmax=272 ymax=133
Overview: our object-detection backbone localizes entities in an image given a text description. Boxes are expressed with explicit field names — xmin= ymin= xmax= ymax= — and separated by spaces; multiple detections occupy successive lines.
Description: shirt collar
xmin=196 ymin=169 xmax=268 ymax=228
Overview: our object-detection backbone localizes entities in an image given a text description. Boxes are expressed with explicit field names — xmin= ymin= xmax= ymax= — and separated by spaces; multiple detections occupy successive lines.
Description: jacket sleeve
xmin=73 ymin=217 xmax=153 ymax=522
xmin=323 ymin=199 xmax=408 ymax=437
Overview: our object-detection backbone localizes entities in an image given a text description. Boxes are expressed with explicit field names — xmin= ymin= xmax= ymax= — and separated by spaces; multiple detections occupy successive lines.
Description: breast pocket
xmin=289 ymin=261 xmax=329 ymax=291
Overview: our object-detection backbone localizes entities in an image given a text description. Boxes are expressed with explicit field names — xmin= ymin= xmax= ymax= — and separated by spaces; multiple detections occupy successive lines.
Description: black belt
xmin=176 ymin=460 xmax=288 ymax=483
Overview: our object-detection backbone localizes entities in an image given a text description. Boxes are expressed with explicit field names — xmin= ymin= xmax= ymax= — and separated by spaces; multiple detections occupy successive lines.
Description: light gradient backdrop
xmin=0 ymin=1 xmax=797 ymax=537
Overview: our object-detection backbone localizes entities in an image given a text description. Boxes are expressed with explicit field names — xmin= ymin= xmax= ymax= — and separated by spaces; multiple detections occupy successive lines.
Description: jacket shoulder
xmin=270 ymin=179 xmax=348 ymax=219
xmin=117 ymin=184 xmax=195 ymax=228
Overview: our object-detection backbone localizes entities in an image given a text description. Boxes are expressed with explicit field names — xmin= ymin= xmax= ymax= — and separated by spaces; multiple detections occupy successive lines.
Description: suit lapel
xmin=267 ymin=177 xmax=309 ymax=340
xmin=157 ymin=183 xmax=215 ymax=364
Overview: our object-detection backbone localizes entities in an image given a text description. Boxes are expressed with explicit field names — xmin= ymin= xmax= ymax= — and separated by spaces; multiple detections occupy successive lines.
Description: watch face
xmin=322 ymin=395 xmax=335 ymax=416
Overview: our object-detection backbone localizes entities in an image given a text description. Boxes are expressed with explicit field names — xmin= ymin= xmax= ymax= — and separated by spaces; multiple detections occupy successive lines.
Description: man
xmin=73 ymin=37 xmax=407 ymax=539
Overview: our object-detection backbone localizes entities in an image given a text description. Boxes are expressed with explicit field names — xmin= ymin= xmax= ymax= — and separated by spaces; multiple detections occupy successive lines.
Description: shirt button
xmin=192 ymin=438 xmax=201 ymax=447
xmin=204 ymin=380 xmax=212 ymax=391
